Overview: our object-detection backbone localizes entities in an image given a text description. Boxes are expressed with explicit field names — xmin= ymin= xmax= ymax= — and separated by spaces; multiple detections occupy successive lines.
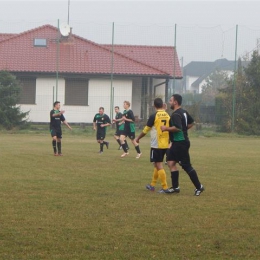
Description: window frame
xmin=33 ymin=38 xmax=47 ymax=47
xmin=18 ymin=77 xmax=36 ymax=105
xmin=65 ymin=78 xmax=89 ymax=106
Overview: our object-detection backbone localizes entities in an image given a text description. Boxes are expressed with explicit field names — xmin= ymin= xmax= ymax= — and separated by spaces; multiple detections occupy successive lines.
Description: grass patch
xmin=0 ymin=133 xmax=260 ymax=259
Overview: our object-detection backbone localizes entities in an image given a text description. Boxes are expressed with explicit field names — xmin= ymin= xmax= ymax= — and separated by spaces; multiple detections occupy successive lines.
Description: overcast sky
xmin=1 ymin=1 xmax=260 ymax=64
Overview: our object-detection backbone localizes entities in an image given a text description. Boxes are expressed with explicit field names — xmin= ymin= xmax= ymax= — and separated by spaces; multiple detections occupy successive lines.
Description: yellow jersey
xmin=142 ymin=109 xmax=170 ymax=149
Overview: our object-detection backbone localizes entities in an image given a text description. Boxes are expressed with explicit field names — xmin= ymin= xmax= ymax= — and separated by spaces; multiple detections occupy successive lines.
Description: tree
xmin=0 ymin=71 xmax=29 ymax=129
xmin=201 ymin=69 xmax=229 ymax=106
xmin=216 ymin=54 xmax=260 ymax=135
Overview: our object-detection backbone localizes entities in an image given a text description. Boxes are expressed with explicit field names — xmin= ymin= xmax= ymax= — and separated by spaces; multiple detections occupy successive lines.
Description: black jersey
xmin=93 ymin=113 xmax=111 ymax=131
xmin=50 ymin=109 xmax=65 ymax=130
xmin=169 ymin=111 xmax=185 ymax=142
xmin=115 ymin=112 xmax=123 ymax=130
xmin=169 ymin=108 xmax=194 ymax=142
xmin=119 ymin=109 xmax=135 ymax=133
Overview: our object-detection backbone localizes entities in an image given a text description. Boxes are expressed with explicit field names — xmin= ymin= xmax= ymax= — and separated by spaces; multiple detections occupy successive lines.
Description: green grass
xmin=0 ymin=131 xmax=260 ymax=259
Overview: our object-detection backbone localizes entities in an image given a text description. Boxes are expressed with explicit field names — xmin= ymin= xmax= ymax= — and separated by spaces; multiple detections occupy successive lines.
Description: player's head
xmin=170 ymin=94 xmax=182 ymax=109
xmin=163 ymin=102 xmax=167 ymax=110
xmin=53 ymin=101 xmax=60 ymax=109
xmin=123 ymin=101 xmax=130 ymax=109
xmin=114 ymin=106 xmax=119 ymax=113
xmin=153 ymin=98 xmax=163 ymax=109
xmin=99 ymin=107 xmax=104 ymax=115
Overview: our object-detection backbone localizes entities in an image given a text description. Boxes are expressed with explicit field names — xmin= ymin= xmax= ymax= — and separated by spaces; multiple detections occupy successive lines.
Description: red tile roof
xmin=0 ymin=33 xmax=17 ymax=42
xmin=102 ymin=44 xmax=182 ymax=78
xmin=0 ymin=25 xmax=182 ymax=78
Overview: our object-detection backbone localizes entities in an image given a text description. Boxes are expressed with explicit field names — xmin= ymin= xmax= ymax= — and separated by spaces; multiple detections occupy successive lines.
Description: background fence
xmin=1 ymin=20 xmax=260 ymax=134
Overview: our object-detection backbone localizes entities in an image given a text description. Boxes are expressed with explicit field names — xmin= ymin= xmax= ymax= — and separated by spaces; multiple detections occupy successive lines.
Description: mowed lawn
xmin=0 ymin=131 xmax=259 ymax=260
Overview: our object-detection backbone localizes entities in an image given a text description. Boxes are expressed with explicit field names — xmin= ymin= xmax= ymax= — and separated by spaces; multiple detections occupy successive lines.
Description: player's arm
xmin=93 ymin=122 xmax=96 ymax=130
xmin=101 ymin=115 xmax=111 ymax=127
xmin=52 ymin=110 xmax=65 ymax=117
xmin=113 ymin=113 xmax=123 ymax=123
xmin=161 ymin=115 xmax=182 ymax=132
xmin=187 ymin=123 xmax=195 ymax=129
xmin=93 ymin=116 xmax=97 ymax=130
xmin=135 ymin=114 xmax=154 ymax=143
xmin=123 ymin=110 xmax=135 ymax=122
xmin=187 ymin=112 xmax=195 ymax=129
xmin=60 ymin=115 xmax=72 ymax=130
xmin=161 ymin=125 xmax=180 ymax=132
xmin=63 ymin=120 xmax=72 ymax=130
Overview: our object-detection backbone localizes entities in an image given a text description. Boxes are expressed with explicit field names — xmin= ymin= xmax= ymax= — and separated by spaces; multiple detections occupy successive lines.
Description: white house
xmin=0 ymin=25 xmax=182 ymax=123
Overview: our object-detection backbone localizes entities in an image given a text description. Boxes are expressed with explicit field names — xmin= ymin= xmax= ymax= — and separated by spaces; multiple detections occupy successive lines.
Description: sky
xmin=1 ymin=1 xmax=260 ymax=65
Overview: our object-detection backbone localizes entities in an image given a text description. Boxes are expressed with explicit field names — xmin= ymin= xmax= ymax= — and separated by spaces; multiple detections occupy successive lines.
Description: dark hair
xmin=99 ymin=107 xmax=104 ymax=111
xmin=154 ymin=97 xmax=163 ymax=109
xmin=114 ymin=106 xmax=119 ymax=109
xmin=53 ymin=101 xmax=60 ymax=107
xmin=172 ymin=94 xmax=182 ymax=105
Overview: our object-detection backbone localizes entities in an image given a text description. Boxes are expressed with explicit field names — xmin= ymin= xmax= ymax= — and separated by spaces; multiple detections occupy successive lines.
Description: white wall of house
xmin=185 ymin=76 xmax=199 ymax=93
xmin=88 ymin=78 xmax=132 ymax=122
xmin=20 ymin=78 xmax=63 ymax=123
xmin=132 ymin=78 xmax=142 ymax=118
xmin=154 ymin=79 xmax=166 ymax=101
xmin=20 ymin=77 xmax=132 ymax=123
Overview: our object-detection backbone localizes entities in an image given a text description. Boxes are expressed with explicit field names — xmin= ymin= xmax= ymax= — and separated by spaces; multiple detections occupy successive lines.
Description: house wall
xmin=185 ymin=76 xmax=199 ymax=93
xmin=89 ymin=78 xmax=132 ymax=121
xmin=132 ymin=78 xmax=142 ymax=118
xmin=20 ymin=77 xmax=132 ymax=123
xmin=154 ymin=79 xmax=166 ymax=101
xmin=20 ymin=78 xmax=63 ymax=123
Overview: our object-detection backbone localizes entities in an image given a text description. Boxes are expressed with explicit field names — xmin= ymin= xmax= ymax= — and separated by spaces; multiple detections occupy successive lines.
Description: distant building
xmin=182 ymin=58 xmax=249 ymax=94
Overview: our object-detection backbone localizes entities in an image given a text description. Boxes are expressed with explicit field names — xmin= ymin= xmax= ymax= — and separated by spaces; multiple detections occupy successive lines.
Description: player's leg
xmin=166 ymin=144 xmax=181 ymax=193
xmin=114 ymin=131 xmax=122 ymax=149
xmin=99 ymin=130 xmax=107 ymax=153
xmin=96 ymin=131 xmax=103 ymax=153
xmin=129 ymin=133 xmax=141 ymax=158
xmin=102 ymin=132 xmax=109 ymax=150
xmin=51 ymin=129 xmax=58 ymax=155
xmin=120 ymin=134 xmax=129 ymax=157
xmin=153 ymin=149 xmax=168 ymax=191
xmin=179 ymin=142 xmax=204 ymax=195
xmin=146 ymin=149 xmax=158 ymax=191
xmin=56 ymin=131 xmax=62 ymax=155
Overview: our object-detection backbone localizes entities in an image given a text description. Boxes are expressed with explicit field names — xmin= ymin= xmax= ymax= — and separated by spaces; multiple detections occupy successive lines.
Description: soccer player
xmin=112 ymin=106 xmax=129 ymax=150
xmin=119 ymin=101 xmax=141 ymax=158
xmin=161 ymin=94 xmax=205 ymax=196
xmin=93 ymin=107 xmax=111 ymax=154
xmin=50 ymin=101 xmax=72 ymax=156
xmin=135 ymin=98 xmax=171 ymax=193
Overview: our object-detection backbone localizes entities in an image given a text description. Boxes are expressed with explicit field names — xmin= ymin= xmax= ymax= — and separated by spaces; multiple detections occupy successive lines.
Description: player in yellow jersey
xmin=135 ymin=97 xmax=171 ymax=193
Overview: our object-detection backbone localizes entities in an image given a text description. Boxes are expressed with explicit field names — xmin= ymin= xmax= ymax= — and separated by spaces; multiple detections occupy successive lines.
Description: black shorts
xmin=167 ymin=141 xmax=191 ymax=165
xmin=97 ymin=130 xmax=106 ymax=140
xmin=114 ymin=128 xmax=120 ymax=137
xmin=50 ymin=128 xmax=62 ymax=139
xmin=121 ymin=130 xmax=135 ymax=140
xmin=150 ymin=148 xmax=167 ymax=163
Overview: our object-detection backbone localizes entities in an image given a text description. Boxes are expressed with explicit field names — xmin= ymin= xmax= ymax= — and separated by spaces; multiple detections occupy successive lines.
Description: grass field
xmin=0 ymin=128 xmax=260 ymax=259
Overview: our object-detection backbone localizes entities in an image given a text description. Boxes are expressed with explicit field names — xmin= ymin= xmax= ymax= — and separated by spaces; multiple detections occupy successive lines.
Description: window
xmin=65 ymin=78 xmax=88 ymax=106
xmin=19 ymin=78 xmax=36 ymax=104
xmin=34 ymin=38 xmax=47 ymax=47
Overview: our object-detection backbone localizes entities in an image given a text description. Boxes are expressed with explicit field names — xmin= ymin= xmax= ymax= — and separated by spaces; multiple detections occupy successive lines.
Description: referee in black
xmin=93 ymin=107 xmax=111 ymax=154
xmin=161 ymin=94 xmax=204 ymax=196
xmin=50 ymin=101 xmax=72 ymax=156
